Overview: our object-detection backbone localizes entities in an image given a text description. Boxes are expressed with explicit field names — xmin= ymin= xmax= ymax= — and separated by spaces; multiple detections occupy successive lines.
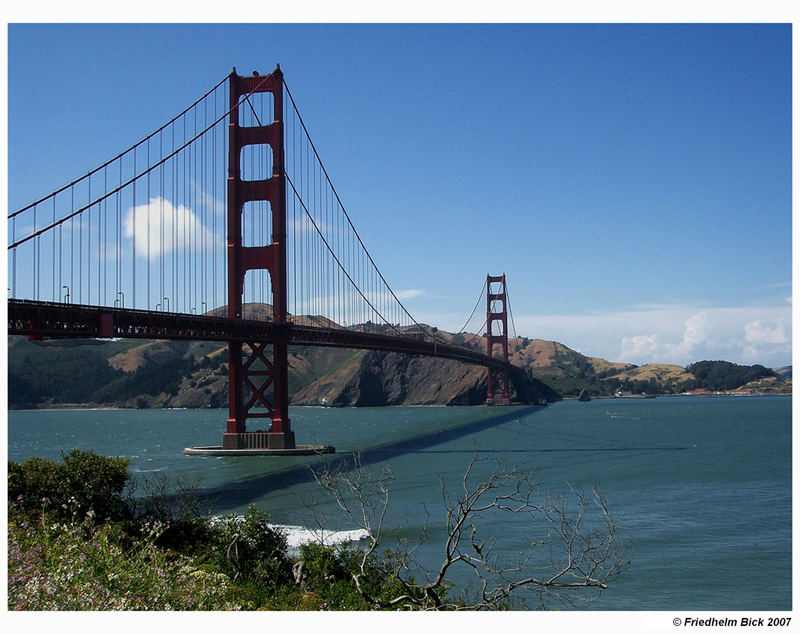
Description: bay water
xmin=7 ymin=396 xmax=791 ymax=610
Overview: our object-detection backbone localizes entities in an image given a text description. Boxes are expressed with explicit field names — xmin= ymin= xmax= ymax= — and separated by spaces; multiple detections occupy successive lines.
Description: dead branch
xmin=310 ymin=451 xmax=627 ymax=610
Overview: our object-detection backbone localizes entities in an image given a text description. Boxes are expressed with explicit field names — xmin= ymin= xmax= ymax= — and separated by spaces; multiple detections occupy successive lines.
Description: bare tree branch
xmin=309 ymin=451 xmax=628 ymax=610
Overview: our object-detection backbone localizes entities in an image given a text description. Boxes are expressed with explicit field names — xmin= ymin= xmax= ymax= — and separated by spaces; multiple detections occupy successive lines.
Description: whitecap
xmin=274 ymin=524 xmax=370 ymax=548
xmin=209 ymin=515 xmax=370 ymax=549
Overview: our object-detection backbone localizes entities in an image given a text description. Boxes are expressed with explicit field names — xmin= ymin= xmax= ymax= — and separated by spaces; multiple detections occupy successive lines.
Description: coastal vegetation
xmin=7 ymin=450 xmax=430 ymax=610
xmin=685 ymin=360 xmax=776 ymax=391
xmin=8 ymin=450 xmax=625 ymax=611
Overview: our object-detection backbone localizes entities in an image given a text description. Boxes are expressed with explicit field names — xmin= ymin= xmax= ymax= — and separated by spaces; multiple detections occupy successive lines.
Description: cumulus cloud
xmin=744 ymin=318 xmax=790 ymax=345
xmin=619 ymin=334 xmax=660 ymax=359
xmin=509 ymin=303 xmax=792 ymax=367
xmin=124 ymin=197 xmax=218 ymax=258
xmin=620 ymin=311 xmax=711 ymax=363
xmin=740 ymin=317 xmax=792 ymax=365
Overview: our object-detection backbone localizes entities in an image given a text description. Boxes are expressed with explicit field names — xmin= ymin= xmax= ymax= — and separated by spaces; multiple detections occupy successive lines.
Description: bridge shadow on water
xmin=186 ymin=405 xmax=688 ymax=514
xmin=189 ymin=406 xmax=540 ymax=512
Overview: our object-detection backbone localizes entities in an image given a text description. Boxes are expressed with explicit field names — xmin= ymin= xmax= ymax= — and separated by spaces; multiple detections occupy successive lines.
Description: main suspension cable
xmin=285 ymin=170 xmax=410 ymax=340
xmin=9 ymin=73 xmax=275 ymax=250
xmin=283 ymin=78 xmax=443 ymax=343
xmin=457 ymin=278 xmax=487 ymax=334
xmin=8 ymin=73 xmax=230 ymax=220
xmin=505 ymin=281 xmax=520 ymax=354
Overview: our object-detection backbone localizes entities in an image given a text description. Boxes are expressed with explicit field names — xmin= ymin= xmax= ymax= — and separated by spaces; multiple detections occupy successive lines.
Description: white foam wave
xmin=273 ymin=524 xmax=370 ymax=548
xmin=210 ymin=515 xmax=370 ymax=549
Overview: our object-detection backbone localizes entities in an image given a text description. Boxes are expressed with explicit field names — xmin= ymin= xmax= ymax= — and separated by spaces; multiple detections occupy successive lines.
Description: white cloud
xmin=510 ymin=303 xmax=792 ymax=367
xmin=619 ymin=333 xmax=662 ymax=360
xmin=290 ymin=214 xmax=333 ymax=236
xmin=123 ymin=197 xmax=218 ymax=258
xmin=395 ymin=289 xmax=425 ymax=300
xmin=744 ymin=318 xmax=790 ymax=345
xmin=620 ymin=311 xmax=711 ymax=363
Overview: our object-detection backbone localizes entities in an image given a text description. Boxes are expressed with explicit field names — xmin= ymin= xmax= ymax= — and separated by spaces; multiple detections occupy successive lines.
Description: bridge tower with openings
xmin=224 ymin=66 xmax=294 ymax=450
xmin=485 ymin=274 xmax=510 ymax=405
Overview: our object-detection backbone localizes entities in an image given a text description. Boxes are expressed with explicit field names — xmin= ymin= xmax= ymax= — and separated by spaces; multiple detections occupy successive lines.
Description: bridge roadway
xmin=8 ymin=299 xmax=519 ymax=374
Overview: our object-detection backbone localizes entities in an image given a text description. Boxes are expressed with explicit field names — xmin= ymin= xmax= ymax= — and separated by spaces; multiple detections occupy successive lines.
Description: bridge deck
xmin=8 ymin=299 xmax=517 ymax=373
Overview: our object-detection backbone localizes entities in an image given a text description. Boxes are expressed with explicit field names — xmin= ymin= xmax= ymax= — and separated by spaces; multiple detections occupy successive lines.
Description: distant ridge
xmin=773 ymin=366 xmax=792 ymax=380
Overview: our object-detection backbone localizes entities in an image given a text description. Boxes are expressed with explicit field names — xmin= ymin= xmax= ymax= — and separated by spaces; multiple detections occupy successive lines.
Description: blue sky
xmin=5 ymin=21 xmax=794 ymax=367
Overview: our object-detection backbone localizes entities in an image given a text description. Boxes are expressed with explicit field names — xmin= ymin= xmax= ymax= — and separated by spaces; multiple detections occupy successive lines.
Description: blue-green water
xmin=7 ymin=396 xmax=792 ymax=610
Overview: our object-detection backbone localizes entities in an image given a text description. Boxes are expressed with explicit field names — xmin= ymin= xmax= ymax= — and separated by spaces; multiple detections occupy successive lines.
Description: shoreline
xmin=9 ymin=392 xmax=792 ymax=413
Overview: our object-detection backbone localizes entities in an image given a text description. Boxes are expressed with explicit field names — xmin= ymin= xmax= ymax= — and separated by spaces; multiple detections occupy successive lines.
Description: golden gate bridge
xmin=7 ymin=65 xmax=524 ymax=454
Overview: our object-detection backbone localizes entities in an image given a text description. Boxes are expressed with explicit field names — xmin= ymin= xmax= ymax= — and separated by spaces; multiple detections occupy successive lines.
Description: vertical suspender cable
xmin=118 ymin=161 xmax=122 ymax=302
xmin=201 ymin=97 xmax=206 ymax=313
xmin=12 ymin=217 xmax=16 ymax=298
xmin=52 ymin=199 xmax=56 ymax=301
xmin=32 ymin=204 xmax=38 ymax=300
xmin=172 ymin=123 xmax=177 ymax=309
xmin=159 ymin=130 xmax=164 ymax=310
xmin=132 ymin=148 xmax=136 ymax=308
xmin=69 ymin=189 xmax=74 ymax=302
xmin=102 ymin=169 xmax=106 ymax=305
xmin=291 ymin=103 xmax=296 ymax=321
xmin=87 ymin=176 xmax=92 ymax=304
xmin=183 ymin=115 xmax=188 ymax=312
xmin=212 ymin=91 xmax=217 ymax=310
xmin=146 ymin=140 xmax=151 ymax=309
xmin=192 ymin=105 xmax=197 ymax=312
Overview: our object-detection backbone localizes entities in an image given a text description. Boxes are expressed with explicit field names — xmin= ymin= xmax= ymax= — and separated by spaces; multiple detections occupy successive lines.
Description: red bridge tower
xmin=486 ymin=274 xmax=510 ymax=405
xmin=224 ymin=66 xmax=294 ymax=450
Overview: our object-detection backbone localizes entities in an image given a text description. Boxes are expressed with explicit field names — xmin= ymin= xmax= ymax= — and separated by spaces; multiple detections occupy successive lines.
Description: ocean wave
xmin=274 ymin=524 xmax=370 ymax=548
xmin=210 ymin=515 xmax=370 ymax=549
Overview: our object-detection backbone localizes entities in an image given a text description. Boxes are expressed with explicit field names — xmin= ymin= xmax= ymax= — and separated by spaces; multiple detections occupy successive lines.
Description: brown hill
xmin=605 ymin=363 xmax=694 ymax=386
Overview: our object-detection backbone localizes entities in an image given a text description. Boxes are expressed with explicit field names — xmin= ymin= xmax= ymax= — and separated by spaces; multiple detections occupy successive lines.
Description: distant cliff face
xmin=291 ymin=351 xmax=486 ymax=406
xmin=291 ymin=350 xmax=556 ymax=407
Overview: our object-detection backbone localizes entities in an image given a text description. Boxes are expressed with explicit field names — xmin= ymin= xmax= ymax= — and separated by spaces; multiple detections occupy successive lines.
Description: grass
xmin=8 ymin=511 xmax=237 ymax=610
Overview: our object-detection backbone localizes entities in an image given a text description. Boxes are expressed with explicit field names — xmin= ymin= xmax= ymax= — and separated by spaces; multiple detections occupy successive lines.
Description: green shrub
xmin=295 ymin=542 xmax=434 ymax=610
xmin=297 ymin=591 xmax=325 ymax=610
xmin=299 ymin=541 xmax=352 ymax=586
xmin=135 ymin=474 xmax=218 ymax=556
xmin=8 ymin=449 xmax=132 ymax=522
xmin=207 ymin=504 xmax=293 ymax=590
